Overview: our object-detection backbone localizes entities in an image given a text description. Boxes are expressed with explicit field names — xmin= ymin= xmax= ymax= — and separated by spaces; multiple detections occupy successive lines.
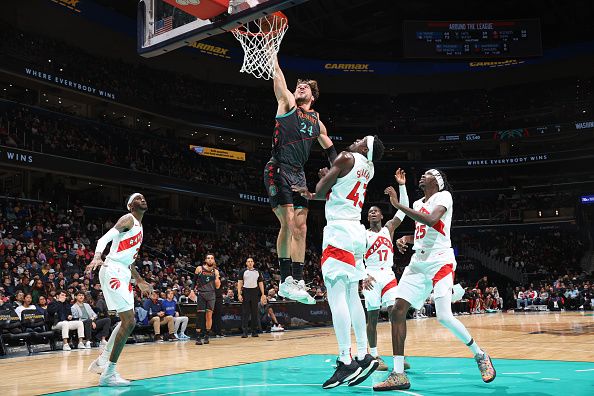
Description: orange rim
xmin=233 ymin=11 xmax=288 ymax=37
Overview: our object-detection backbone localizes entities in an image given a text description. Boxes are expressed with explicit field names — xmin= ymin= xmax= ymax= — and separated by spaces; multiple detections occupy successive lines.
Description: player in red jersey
xmin=294 ymin=135 xmax=384 ymax=389
xmin=363 ymin=169 xmax=410 ymax=371
xmin=374 ymin=170 xmax=495 ymax=391
xmin=86 ymin=193 xmax=152 ymax=387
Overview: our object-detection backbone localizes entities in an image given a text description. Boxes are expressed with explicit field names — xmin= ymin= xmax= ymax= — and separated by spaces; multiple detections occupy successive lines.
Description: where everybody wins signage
xmin=23 ymin=67 xmax=117 ymax=100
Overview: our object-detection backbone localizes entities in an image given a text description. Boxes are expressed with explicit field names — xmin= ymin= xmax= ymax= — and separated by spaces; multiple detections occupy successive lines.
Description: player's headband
xmin=127 ymin=193 xmax=142 ymax=210
xmin=366 ymin=135 xmax=374 ymax=161
xmin=427 ymin=169 xmax=444 ymax=191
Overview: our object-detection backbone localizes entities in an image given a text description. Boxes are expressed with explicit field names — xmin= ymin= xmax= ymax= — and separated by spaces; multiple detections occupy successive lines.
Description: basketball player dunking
xmin=265 ymin=56 xmax=337 ymax=304
xmin=373 ymin=170 xmax=496 ymax=391
xmin=193 ymin=253 xmax=221 ymax=345
xmin=363 ymin=169 xmax=410 ymax=371
xmin=86 ymin=193 xmax=152 ymax=387
xmin=293 ymin=135 xmax=384 ymax=389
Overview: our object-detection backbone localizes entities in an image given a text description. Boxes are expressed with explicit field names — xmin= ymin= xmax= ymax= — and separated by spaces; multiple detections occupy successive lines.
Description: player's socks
xmin=98 ymin=322 xmax=121 ymax=365
xmin=467 ymin=338 xmax=484 ymax=356
xmin=338 ymin=348 xmax=352 ymax=364
xmin=393 ymin=356 xmax=405 ymax=373
xmin=279 ymin=258 xmax=292 ymax=282
xmin=291 ymin=261 xmax=304 ymax=280
xmin=370 ymin=347 xmax=378 ymax=357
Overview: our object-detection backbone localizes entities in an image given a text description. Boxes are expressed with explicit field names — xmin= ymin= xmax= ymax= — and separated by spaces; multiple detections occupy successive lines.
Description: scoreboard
xmin=403 ymin=19 xmax=542 ymax=59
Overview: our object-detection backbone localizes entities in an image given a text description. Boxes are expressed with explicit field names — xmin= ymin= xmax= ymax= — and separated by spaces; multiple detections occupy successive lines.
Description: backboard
xmin=138 ymin=0 xmax=309 ymax=58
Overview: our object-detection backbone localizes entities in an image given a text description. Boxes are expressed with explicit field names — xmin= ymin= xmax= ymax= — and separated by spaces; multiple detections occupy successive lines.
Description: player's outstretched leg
xmin=346 ymin=280 xmax=378 ymax=386
xmin=322 ymin=276 xmax=362 ymax=389
xmin=434 ymin=293 xmax=496 ymax=383
xmin=98 ymin=309 xmax=136 ymax=387
xmin=374 ymin=298 xmax=411 ymax=391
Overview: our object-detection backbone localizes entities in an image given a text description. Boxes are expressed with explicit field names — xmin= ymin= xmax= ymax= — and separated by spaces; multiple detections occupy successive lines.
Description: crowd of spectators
xmin=467 ymin=229 xmax=586 ymax=276
xmin=0 ymin=190 xmax=592 ymax=356
xmin=0 ymin=104 xmax=261 ymax=194
xmin=513 ymin=275 xmax=593 ymax=311
xmin=1 ymin=25 xmax=592 ymax=136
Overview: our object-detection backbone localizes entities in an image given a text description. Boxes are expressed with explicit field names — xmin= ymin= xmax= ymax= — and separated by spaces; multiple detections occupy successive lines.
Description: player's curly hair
xmin=372 ymin=135 xmax=385 ymax=162
xmin=297 ymin=79 xmax=319 ymax=102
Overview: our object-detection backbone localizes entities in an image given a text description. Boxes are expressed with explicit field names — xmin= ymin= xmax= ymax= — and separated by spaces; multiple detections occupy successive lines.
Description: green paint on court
xmin=47 ymin=355 xmax=594 ymax=395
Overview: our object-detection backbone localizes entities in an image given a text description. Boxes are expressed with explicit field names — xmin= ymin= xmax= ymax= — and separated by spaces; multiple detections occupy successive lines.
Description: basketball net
xmin=231 ymin=12 xmax=288 ymax=80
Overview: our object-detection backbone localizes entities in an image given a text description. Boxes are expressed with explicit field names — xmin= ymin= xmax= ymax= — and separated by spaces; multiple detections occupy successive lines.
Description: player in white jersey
xmin=85 ymin=193 xmax=152 ymax=387
xmin=293 ymin=135 xmax=384 ymax=389
xmin=362 ymin=168 xmax=410 ymax=371
xmin=374 ymin=170 xmax=496 ymax=391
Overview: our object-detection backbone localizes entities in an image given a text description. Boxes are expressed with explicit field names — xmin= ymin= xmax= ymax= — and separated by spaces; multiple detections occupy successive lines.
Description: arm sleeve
xmin=324 ymin=145 xmax=338 ymax=166
xmin=95 ymin=227 xmax=120 ymax=255
xmin=395 ymin=184 xmax=409 ymax=221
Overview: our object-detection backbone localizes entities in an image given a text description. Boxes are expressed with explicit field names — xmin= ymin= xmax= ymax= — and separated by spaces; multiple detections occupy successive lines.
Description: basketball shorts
xmin=99 ymin=259 xmax=134 ymax=313
xmin=196 ymin=291 xmax=216 ymax=311
xmin=321 ymin=220 xmax=367 ymax=282
xmin=362 ymin=267 xmax=398 ymax=310
xmin=263 ymin=159 xmax=308 ymax=209
xmin=394 ymin=248 xmax=457 ymax=310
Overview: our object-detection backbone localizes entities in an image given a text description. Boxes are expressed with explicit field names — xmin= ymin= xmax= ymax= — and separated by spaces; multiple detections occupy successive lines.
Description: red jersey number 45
xmin=346 ymin=181 xmax=367 ymax=208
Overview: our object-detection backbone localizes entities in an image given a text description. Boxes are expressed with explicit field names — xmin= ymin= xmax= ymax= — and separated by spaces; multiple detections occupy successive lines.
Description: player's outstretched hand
xmin=260 ymin=295 xmax=268 ymax=305
xmin=394 ymin=168 xmax=406 ymax=185
xmin=85 ymin=258 xmax=105 ymax=274
xmin=396 ymin=237 xmax=408 ymax=254
xmin=362 ymin=275 xmax=376 ymax=291
xmin=318 ymin=167 xmax=330 ymax=179
xmin=291 ymin=185 xmax=314 ymax=200
xmin=384 ymin=186 xmax=400 ymax=208
xmin=384 ymin=186 xmax=397 ymax=198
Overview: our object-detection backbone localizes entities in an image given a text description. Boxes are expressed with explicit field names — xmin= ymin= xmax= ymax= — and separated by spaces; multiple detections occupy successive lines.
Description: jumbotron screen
xmin=403 ymin=19 xmax=542 ymax=59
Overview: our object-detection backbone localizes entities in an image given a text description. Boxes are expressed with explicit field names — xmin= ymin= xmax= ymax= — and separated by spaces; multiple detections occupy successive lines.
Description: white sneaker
xmin=85 ymin=341 xmax=92 ymax=349
xmin=63 ymin=344 xmax=71 ymax=351
xmin=279 ymin=277 xmax=316 ymax=304
xmin=100 ymin=339 xmax=108 ymax=347
xmin=88 ymin=357 xmax=107 ymax=374
xmin=271 ymin=324 xmax=284 ymax=332
xmin=78 ymin=342 xmax=86 ymax=349
xmin=99 ymin=371 xmax=131 ymax=387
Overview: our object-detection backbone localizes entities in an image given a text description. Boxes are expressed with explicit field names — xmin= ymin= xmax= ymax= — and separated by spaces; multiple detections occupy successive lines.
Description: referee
xmin=237 ymin=257 xmax=266 ymax=338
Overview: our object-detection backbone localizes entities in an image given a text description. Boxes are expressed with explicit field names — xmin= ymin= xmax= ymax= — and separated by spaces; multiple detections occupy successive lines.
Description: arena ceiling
xmin=99 ymin=0 xmax=594 ymax=60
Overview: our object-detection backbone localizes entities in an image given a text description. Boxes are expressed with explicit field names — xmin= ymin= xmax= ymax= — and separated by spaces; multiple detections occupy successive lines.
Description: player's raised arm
xmin=86 ymin=213 xmax=134 ymax=273
xmin=291 ymin=151 xmax=354 ymax=200
xmin=392 ymin=201 xmax=447 ymax=228
xmin=273 ymin=55 xmax=296 ymax=115
xmin=384 ymin=169 xmax=409 ymax=238
xmin=318 ymin=119 xmax=338 ymax=165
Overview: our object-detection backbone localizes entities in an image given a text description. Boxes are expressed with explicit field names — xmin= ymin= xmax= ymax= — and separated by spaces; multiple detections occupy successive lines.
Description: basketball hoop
xmin=231 ymin=12 xmax=288 ymax=80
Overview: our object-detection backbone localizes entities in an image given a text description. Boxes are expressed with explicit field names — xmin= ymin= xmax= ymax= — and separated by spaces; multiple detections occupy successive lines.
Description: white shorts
xmin=362 ymin=267 xmax=398 ymax=310
xmin=99 ymin=259 xmax=134 ymax=313
xmin=394 ymin=248 xmax=457 ymax=310
xmin=321 ymin=220 xmax=367 ymax=282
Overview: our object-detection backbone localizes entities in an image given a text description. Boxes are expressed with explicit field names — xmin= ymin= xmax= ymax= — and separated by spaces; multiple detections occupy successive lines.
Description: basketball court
xmin=2 ymin=312 xmax=592 ymax=395
xmin=0 ymin=1 xmax=592 ymax=395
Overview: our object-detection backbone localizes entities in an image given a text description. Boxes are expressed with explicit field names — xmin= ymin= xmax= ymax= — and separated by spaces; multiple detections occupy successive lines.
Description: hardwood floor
xmin=2 ymin=311 xmax=593 ymax=395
